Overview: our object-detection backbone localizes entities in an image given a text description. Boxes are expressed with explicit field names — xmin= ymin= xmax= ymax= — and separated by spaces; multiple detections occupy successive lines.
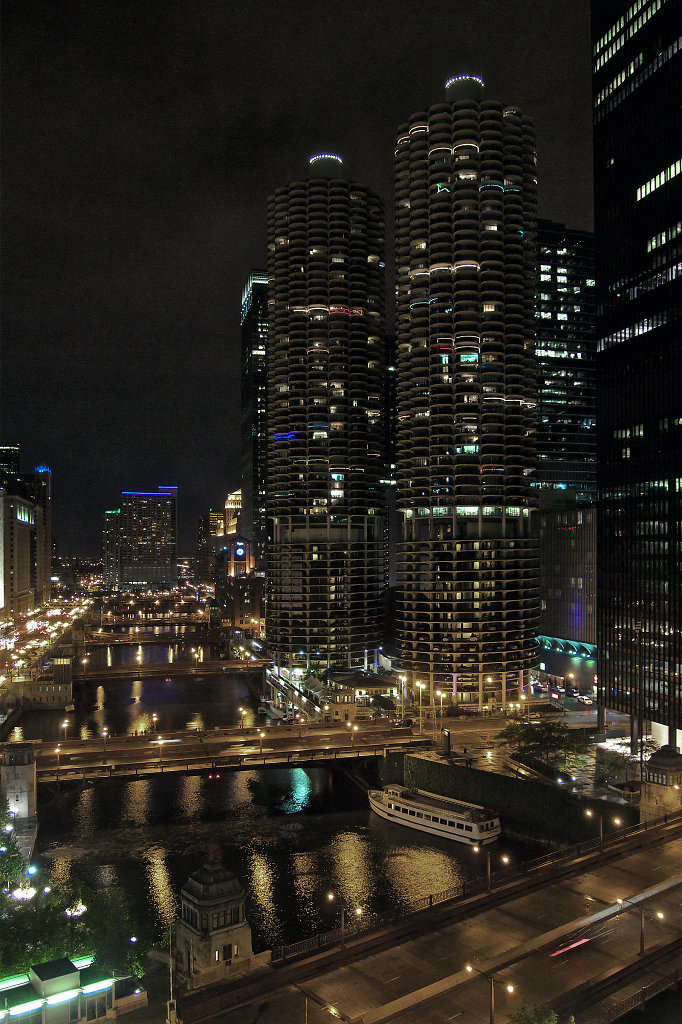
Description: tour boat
xmin=368 ymin=785 xmax=501 ymax=845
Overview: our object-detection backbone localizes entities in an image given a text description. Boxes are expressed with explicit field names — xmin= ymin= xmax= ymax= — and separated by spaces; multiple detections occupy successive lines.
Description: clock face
xmin=236 ymin=546 xmax=244 ymax=557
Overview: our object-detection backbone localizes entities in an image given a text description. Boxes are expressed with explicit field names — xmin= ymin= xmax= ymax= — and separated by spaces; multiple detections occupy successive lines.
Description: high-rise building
xmin=240 ymin=271 xmax=269 ymax=567
xmin=114 ymin=486 xmax=178 ymax=590
xmin=536 ymin=220 xmax=597 ymax=504
xmin=534 ymin=221 xmax=598 ymax=687
xmin=592 ymin=0 xmax=681 ymax=743
xmin=0 ymin=454 xmax=52 ymax=615
xmin=395 ymin=75 xmax=539 ymax=711
xmin=266 ymin=154 xmax=387 ymax=677
xmin=103 ymin=509 xmax=121 ymax=590
xmin=195 ymin=508 xmax=225 ymax=585
xmin=224 ymin=489 xmax=242 ymax=537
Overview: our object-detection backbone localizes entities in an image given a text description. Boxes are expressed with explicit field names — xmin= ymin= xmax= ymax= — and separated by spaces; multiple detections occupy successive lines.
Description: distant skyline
xmin=1 ymin=0 xmax=593 ymax=555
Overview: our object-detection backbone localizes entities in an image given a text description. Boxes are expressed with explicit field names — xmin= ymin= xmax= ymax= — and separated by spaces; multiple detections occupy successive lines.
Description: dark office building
xmin=240 ymin=271 xmax=269 ymax=567
xmin=535 ymin=222 xmax=597 ymax=683
xmin=395 ymin=76 xmax=539 ymax=710
xmin=592 ymin=0 xmax=682 ymax=741
xmin=266 ymin=154 xmax=387 ymax=677
xmin=536 ymin=220 xmax=597 ymax=504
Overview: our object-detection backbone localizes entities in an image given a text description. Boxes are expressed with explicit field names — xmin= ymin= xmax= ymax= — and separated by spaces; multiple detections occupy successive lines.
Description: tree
xmin=496 ymin=722 xmax=588 ymax=766
xmin=507 ymin=1004 xmax=558 ymax=1024
xmin=0 ymin=798 xmax=24 ymax=897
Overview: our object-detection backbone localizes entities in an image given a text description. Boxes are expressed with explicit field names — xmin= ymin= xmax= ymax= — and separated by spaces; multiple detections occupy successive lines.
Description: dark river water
xmin=18 ymin=635 xmax=543 ymax=953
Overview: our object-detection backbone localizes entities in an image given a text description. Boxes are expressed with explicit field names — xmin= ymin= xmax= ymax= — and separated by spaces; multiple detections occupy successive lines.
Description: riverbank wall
xmin=404 ymin=753 xmax=639 ymax=844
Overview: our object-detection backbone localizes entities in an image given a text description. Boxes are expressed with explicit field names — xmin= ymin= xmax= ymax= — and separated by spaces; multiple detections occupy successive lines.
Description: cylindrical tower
xmin=266 ymin=155 xmax=387 ymax=678
xmin=395 ymin=75 xmax=539 ymax=711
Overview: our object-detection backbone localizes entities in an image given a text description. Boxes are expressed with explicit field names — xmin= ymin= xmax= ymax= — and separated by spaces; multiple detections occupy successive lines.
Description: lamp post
xmin=55 ymin=747 xmax=61 ymax=777
xmin=102 ymin=728 xmax=108 ymax=760
xmin=586 ymin=808 xmax=622 ymax=851
xmin=152 ymin=713 xmax=158 ymax=733
xmin=417 ymin=681 xmax=426 ymax=733
xmin=62 ymin=719 xmax=69 ymax=742
xmin=473 ymin=846 xmax=509 ymax=893
xmin=258 ymin=730 xmax=264 ymax=754
xmin=465 ymin=964 xmax=514 ymax=1024
xmin=616 ymin=897 xmax=663 ymax=957
xmin=436 ymin=690 xmax=444 ymax=718
xmin=327 ymin=892 xmax=361 ymax=947
xmin=157 ymin=738 xmax=166 ymax=766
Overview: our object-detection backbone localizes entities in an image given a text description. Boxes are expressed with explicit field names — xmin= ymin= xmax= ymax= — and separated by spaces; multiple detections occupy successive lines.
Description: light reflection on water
xmin=35 ymin=764 xmax=536 ymax=952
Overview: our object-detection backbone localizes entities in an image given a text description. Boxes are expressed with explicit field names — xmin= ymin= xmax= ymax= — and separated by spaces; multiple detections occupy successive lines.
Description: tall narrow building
xmin=240 ymin=271 xmax=269 ymax=567
xmin=266 ymin=154 xmax=387 ymax=678
xmin=592 ymin=0 xmax=681 ymax=744
xmin=395 ymin=75 xmax=539 ymax=711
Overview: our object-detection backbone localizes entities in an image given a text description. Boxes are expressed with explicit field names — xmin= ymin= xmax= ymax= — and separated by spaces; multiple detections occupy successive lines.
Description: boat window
xmin=416 ymin=812 xmax=423 ymax=818
xmin=448 ymin=820 xmax=455 ymax=827
xmin=465 ymin=825 xmax=473 ymax=832
xmin=456 ymin=823 xmax=463 ymax=829
xmin=440 ymin=818 xmax=447 ymax=824
xmin=409 ymin=810 xmax=415 ymax=816
xmin=388 ymin=803 xmax=394 ymax=809
xmin=424 ymin=814 xmax=431 ymax=820
xmin=402 ymin=808 xmax=408 ymax=813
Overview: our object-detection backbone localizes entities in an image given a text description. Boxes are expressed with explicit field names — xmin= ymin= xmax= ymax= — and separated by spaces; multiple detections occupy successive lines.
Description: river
xmin=18 ymin=636 xmax=543 ymax=953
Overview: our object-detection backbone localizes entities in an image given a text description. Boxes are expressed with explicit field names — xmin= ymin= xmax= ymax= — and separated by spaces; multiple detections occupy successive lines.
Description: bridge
xmin=71 ymin=659 xmax=267 ymax=681
xmin=33 ymin=722 xmax=430 ymax=782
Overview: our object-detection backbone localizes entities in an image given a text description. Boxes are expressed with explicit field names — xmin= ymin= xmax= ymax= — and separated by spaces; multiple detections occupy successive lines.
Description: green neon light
xmin=46 ymin=990 xmax=80 ymax=1006
xmin=9 ymin=1000 xmax=44 ymax=1016
xmin=71 ymin=956 xmax=95 ymax=970
xmin=0 ymin=976 xmax=29 ymax=994
xmin=82 ymin=980 xmax=112 ymax=995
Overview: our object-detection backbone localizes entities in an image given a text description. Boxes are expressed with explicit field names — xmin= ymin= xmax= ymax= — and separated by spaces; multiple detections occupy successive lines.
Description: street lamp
xmin=258 ymin=730 xmax=264 ymax=754
xmin=465 ymin=964 xmax=514 ymax=1024
xmin=101 ymin=728 xmax=108 ymax=759
xmin=152 ymin=713 xmax=158 ymax=733
xmin=55 ymin=747 xmax=61 ymax=776
xmin=416 ymin=681 xmax=426 ymax=733
xmin=616 ymin=897 xmax=664 ymax=957
xmin=586 ymin=808 xmax=622 ymax=851
xmin=436 ymin=690 xmax=444 ymax=718
xmin=327 ymin=892 xmax=361 ymax=947
xmin=62 ymin=719 xmax=69 ymax=742
xmin=473 ymin=846 xmax=509 ymax=893
xmin=157 ymin=738 xmax=166 ymax=765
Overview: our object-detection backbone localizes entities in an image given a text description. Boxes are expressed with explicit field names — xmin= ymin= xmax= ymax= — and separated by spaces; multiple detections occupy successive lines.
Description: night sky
xmin=1 ymin=0 xmax=594 ymax=556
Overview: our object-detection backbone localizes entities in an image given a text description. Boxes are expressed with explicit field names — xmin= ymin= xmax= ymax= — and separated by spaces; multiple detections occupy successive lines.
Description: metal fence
xmin=269 ymin=810 xmax=682 ymax=964
xmin=598 ymin=965 xmax=681 ymax=1023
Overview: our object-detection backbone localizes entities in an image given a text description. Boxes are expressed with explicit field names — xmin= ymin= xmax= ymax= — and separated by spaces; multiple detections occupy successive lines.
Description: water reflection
xmin=143 ymin=846 xmax=177 ymax=928
xmin=123 ymin=779 xmax=151 ymax=828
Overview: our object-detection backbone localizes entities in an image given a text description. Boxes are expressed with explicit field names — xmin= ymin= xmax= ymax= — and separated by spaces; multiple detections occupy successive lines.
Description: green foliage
xmin=496 ymin=721 xmax=589 ymax=766
xmin=0 ymin=868 xmax=151 ymax=977
xmin=403 ymin=754 xmax=638 ymax=842
xmin=507 ymin=1004 xmax=558 ymax=1024
xmin=0 ymin=799 xmax=24 ymax=894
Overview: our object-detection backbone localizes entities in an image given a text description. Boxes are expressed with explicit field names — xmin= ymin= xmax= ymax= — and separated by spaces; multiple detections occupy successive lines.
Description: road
xmin=182 ymin=830 xmax=681 ymax=1024
xmin=33 ymin=720 xmax=428 ymax=779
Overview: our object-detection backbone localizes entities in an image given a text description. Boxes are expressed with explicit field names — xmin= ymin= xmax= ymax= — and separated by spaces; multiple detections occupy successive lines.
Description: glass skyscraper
xmin=592 ymin=0 xmax=681 ymax=741
xmin=395 ymin=76 xmax=539 ymax=711
xmin=535 ymin=220 xmax=596 ymax=505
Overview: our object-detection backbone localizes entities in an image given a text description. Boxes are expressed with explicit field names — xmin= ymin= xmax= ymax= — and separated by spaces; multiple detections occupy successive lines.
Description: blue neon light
xmin=34 ymin=465 xmax=51 ymax=473
xmin=274 ymin=432 xmax=296 ymax=442
xmin=309 ymin=153 xmax=343 ymax=165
